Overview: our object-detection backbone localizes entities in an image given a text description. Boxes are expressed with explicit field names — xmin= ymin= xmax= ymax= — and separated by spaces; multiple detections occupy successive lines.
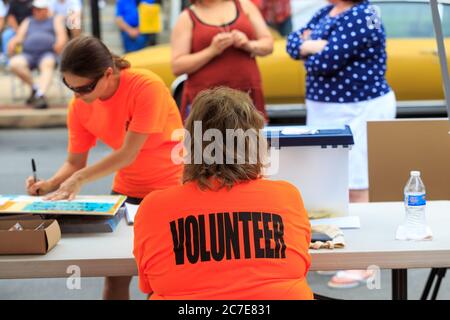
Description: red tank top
xmin=181 ymin=0 xmax=267 ymax=120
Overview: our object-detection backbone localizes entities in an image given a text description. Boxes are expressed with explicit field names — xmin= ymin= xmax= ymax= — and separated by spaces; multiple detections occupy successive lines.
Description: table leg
xmin=392 ymin=269 xmax=408 ymax=300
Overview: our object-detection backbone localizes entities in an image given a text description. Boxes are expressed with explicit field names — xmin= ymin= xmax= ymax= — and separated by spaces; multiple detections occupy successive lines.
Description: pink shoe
xmin=317 ymin=271 xmax=337 ymax=276
xmin=327 ymin=270 xmax=374 ymax=289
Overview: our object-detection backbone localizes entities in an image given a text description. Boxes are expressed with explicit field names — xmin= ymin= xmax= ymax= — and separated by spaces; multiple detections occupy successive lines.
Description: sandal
xmin=327 ymin=270 xmax=374 ymax=289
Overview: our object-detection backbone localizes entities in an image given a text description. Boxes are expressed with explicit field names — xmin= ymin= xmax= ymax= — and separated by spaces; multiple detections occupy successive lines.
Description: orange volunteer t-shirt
xmin=67 ymin=68 xmax=183 ymax=198
xmin=134 ymin=178 xmax=314 ymax=300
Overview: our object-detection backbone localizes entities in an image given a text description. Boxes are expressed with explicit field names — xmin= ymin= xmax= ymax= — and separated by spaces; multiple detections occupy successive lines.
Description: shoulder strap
xmin=186 ymin=6 xmax=199 ymax=26
xmin=234 ymin=0 xmax=244 ymax=14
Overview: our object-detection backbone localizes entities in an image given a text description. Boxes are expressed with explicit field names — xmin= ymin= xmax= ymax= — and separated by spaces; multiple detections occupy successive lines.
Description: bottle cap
xmin=411 ymin=171 xmax=421 ymax=176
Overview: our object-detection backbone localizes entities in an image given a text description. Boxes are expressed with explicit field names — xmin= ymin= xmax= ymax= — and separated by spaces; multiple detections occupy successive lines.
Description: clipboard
xmin=0 ymin=195 xmax=126 ymax=217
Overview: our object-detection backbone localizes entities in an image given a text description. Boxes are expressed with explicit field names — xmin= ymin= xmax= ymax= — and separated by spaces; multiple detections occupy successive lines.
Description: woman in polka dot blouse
xmin=287 ymin=0 xmax=396 ymax=203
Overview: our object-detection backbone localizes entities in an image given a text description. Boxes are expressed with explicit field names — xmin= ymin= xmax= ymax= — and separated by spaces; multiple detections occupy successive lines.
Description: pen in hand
xmin=31 ymin=158 xmax=39 ymax=196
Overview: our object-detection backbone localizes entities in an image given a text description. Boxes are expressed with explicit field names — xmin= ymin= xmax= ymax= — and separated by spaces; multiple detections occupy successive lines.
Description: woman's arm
xmin=7 ymin=18 xmax=29 ymax=56
xmin=171 ymin=10 xmax=234 ymax=76
xmin=6 ymin=14 xmax=19 ymax=31
xmin=237 ymin=0 xmax=273 ymax=57
xmin=46 ymin=131 xmax=149 ymax=200
xmin=53 ymin=15 xmax=69 ymax=55
xmin=286 ymin=5 xmax=331 ymax=60
xmin=50 ymin=152 xmax=89 ymax=188
xmin=303 ymin=7 xmax=383 ymax=76
xmin=300 ymin=39 xmax=328 ymax=56
xmin=115 ymin=16 xmax=140 ymax=38
xmin=74 ymin=131 xmax=148 ymax=184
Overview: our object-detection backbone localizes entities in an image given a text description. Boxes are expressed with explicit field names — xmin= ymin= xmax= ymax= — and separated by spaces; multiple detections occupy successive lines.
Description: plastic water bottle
xmin=403 ymin=171 xmax=428 ymax=239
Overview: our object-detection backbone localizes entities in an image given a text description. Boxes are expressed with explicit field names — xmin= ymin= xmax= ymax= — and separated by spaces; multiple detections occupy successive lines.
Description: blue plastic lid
xmin=264 ymin=125 xmax=354 ymax=147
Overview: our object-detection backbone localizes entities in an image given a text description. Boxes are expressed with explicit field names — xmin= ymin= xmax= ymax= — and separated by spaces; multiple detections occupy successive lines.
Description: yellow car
xmin=126 ymin=0 xmax=450 ymax=116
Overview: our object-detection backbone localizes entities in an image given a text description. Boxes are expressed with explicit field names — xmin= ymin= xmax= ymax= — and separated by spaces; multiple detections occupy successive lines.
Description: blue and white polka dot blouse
xmin=286 ymin=0 xmax=391 ymax=103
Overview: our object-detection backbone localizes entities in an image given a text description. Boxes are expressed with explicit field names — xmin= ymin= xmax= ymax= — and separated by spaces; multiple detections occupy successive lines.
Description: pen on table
xmin=31 ymin=158 xmax=39 ymax=196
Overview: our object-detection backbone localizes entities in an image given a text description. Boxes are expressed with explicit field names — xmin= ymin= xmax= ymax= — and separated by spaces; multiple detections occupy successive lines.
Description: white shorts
xmin=306 ymin=91 xmax=396 ymax=190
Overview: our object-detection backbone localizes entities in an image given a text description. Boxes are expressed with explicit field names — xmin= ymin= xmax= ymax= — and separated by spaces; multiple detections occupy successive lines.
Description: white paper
xmin=310 ymin=216 xmax=361 ymax=229
xmin=281 ymin=128 xmax=319 ymax=135
xmin=0 ymin=197 xmax=8 ymax=206
xmin=396 ymin=225 xmax=433 ymax=241
xmin=125 ymin=203 xmax=140 ymax=225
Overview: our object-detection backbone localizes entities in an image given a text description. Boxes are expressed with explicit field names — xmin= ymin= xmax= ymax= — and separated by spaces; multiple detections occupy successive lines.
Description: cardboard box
xmin=0 ymin=219 xmax=61 ymax=255
xmin=368 ymin=119 xmax=450 ymax=202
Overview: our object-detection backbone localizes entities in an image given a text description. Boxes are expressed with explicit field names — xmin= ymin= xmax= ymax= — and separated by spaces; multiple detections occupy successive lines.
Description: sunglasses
xmin=62 ymin=75 xmax=103 ymax=94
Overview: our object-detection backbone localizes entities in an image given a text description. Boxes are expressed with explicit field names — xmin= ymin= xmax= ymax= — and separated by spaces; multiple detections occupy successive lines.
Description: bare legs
xmin=37 ymin=56 xmax=55 ymax=95
xmin=9 ymin=55 xmax=34 ymax=88
xmin=103 ymin=276 xmax=132 ymax=300
xmin=9 ymin=55 xmax=55 ymax=96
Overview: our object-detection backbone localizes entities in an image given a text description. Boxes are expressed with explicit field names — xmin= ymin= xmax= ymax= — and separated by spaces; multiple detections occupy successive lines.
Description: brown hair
xmin=183 ymin=87 xmax=267 ymax=191
xmin=60 ymin=35 xmax=130 ymax=79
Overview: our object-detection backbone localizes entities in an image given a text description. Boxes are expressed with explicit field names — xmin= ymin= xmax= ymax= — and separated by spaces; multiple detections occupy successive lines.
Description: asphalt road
xmin=0 ymin=129 xmax=448 ymax=300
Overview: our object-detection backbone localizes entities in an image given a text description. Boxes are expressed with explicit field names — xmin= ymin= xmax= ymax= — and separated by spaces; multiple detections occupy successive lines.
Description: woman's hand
xmin=53 ymin=42 xmax=65 ymax=55
xmin=7 ymin=40 xmax=16 ymax=57
xmin=209 ymin=32 xmax=234 ymax=56
xmin=231 ymin=30 xmax=250 ymax=50
xmin=25 ymin=177 xmax=56 ymax=196
xmin=127 ymin=27 xmax=140 ymax=39
xmin=302 ymin=29 xmax=312 ymax=40
xmin=300 ymin=39 xmax=329 ymax=56
xmin=44 ymin=174 xmax=83 ymax=201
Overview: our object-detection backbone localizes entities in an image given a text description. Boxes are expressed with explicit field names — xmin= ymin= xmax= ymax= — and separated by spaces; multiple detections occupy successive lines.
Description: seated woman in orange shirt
xmin=25 ymin=36 xmax=184 ymax=300
xmin=134 ymin=87 xmax=313 ymax=300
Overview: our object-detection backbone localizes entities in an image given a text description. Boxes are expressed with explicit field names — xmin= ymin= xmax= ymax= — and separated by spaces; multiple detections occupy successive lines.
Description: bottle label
xmin=406 ymin=194 xmax=426 ymax=206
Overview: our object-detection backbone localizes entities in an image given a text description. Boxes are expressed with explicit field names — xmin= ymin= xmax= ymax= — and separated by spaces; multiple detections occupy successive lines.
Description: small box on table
xmin=0 ymin=219 xmax=61 ymax=255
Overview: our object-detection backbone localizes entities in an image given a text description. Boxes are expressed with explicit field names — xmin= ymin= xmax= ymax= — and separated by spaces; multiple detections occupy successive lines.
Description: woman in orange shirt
xmin=134 ymin=87 xmax=313 ymax=300
xmin=25 ymin=36 xmax=183 ymax=299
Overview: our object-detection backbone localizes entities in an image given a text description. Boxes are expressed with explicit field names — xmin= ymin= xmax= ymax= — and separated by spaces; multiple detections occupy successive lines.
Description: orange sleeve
xmin=133 ymin=197 xmax=154 ymax=294
xmin=287 ymin=184 xmax=312 ymax=244
xmin=67 ymin=100 xmax=96 ymax=153
xmin=137 ymin=256 xmax=153 ymax=295
xmin=129 ymin=79 xmax=170 ymax=134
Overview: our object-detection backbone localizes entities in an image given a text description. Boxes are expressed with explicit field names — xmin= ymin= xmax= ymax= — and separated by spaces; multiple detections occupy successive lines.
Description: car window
xmin=378 ymin=2 xmax=435 ymax=38
xmin=292 ymin=1 xmax=450 ymax=39
xmin=443 ymin=4 xmax=450 ymax=37
xmin=377 ymin=2 xmax=450 ymax=38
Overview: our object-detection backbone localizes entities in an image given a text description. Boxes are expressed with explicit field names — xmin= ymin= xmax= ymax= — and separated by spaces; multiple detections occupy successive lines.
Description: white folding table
xmin=1 ymin=201 xmax=450 ymax=300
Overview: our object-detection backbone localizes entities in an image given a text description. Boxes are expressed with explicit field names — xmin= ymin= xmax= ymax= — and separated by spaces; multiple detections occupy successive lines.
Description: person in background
xmin=134 ymin=87 xmax=314 ymax=300
xmin=25 ymin=35 xmax=183 ymax=299
xmin=0 ymin=0 xmax=9 ymax=65
xmin=1 ymin=0 xmax=32 ymax=62
xmin=0 ymin=1 xmax=8 ymax=35
xmin=286 ymin=0 xmax=396 ymax=288
xmin=115 ymin=0 xmax=157 ymax=53
xmin=253 ymin=0 xmax=293 ymax=37
xmin=8 ymin=0 xmax=67 ymax=109
xmin=49 ymin=0 xmax=82 ymax=38
xmin=171 ymin=0 xmax=273 ymax=120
